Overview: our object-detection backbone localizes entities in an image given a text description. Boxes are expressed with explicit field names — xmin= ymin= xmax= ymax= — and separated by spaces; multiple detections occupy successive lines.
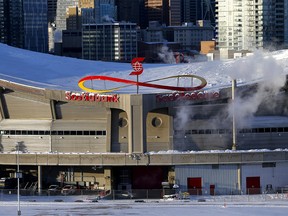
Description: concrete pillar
xmin=37 ymin=166 xmax=42 ymax=194
xmin=104 ymin=168 xmax=111 ymax=191
xmin=105 ymin=108 xmax=112 ymax=152
xmin=237 ymin=164 xmax=242 ymax=193
xmin=127 ymin=95 xmax=147 ymax=154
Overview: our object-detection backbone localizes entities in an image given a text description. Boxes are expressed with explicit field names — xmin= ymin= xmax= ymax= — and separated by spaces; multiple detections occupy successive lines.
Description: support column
xmin=105 ymin=108 xmax=112 ymax=152
xmin=37 ymin=166 xmax=42 ymax=194
xmin=127 ymin=95 xmax=146 ymax=154
xmin=237 ymin=164 xmax=242 ymax=193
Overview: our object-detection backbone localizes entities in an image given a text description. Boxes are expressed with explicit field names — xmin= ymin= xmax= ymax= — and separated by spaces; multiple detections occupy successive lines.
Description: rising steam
xmin=226 ymin=50 xmax=286 ymax=128
xmin=158 ymin=46 xmax=176 ymax=64
xmin=174 ymin=50 xmax=287 ymax=132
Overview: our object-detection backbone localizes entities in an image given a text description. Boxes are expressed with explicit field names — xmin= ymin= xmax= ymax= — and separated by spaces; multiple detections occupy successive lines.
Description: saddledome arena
xmin=0 ymin=76 xmax=288 ymax=198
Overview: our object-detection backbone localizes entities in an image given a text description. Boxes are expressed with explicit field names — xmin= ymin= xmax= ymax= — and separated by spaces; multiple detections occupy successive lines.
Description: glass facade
xmin=0 ymin=0 xmax=24 ymax=48
xmin=95 ymin=0 xmax=117 ymax=23
xmin=23 ymin=0 xmax=48 ymax=53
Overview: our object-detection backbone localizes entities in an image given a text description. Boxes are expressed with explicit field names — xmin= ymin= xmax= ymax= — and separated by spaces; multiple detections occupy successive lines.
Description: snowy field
xmin=0 ymin=194 xmax=288 ymax=216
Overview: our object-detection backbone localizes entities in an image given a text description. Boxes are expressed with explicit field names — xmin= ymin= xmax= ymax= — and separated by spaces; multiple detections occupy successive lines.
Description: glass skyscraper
xmin=0 ymin=0 xmax=24 ymax=48
xmin=22 ymin=0 xmax=48 ymax=53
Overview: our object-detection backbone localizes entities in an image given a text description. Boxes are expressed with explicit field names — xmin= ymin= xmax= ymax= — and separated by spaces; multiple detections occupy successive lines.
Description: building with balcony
xmin=215 ymin=0 xmax=288 ymax=59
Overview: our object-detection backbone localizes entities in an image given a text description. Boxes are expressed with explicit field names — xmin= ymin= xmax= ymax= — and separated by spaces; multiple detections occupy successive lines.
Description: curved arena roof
xmin=0 ymin=43 xmax=288 ymax=94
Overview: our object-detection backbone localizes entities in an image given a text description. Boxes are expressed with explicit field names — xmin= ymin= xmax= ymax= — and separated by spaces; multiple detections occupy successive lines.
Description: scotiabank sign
xmin=156 ymin=91 xmax=220 ymax=102
xmin=65 ymin=91 xmax=119 ymax=103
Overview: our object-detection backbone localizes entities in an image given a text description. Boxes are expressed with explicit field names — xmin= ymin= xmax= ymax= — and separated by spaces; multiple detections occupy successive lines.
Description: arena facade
xmin=0 ymin=72 xmax=288 ymax=198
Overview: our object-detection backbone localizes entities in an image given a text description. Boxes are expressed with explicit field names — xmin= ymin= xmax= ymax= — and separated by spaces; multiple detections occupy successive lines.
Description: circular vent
xmin=119 ymin=118 xmax=128 ymax=128
xmin=152 ymin=117 xmax=162 ymax=127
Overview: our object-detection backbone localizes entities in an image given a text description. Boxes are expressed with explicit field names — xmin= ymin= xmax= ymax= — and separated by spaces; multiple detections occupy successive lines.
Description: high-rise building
xmin=169 ymin=0 xmax=182 ymax=26
xmin=48 ymin=0 xmax=58 ymax=23
xmin=22 ymin=0 xmax=48 ymax=53
xmin=57 ymin=0 xmax=94 ymax=58
xmin=182 ymin=0 xmax=215 ymax=26
xmin=0 ymin=0 xmax=9 ymax=44
xmin=144 ymin=0 xmax=169 ymax=27
xmin=81 ymin=8 xmax=95 ymax=24
xmin=143 ymin=0 xmax=184 ymax=27
xmin=116 ymin=0 xmax=145 ymax=27
xmin=66 ymin=6 xmax=81 ymax=30
xmin=285 ymin=1 xmax=288 ymax=47
xmin=55 ymin=0 xmax=78 ymax=31
xmin=94 ymin=0 xmax=117 ymax=23
xmin=82 ymin=22 xmax=137 ymax=61
xmin=79 ymin=0 xmax=94 ymax=8
xmin=216 ymin=0 xmax=288 ymax=56
xmin=47 ymin=0 xmax=58 ymax=53
xmin=0 ymin=0 xmax=24 ymax=48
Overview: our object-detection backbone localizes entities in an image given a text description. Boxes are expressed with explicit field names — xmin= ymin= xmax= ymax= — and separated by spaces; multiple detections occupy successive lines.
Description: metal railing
xmin=0 ymin=188 xmax=288 ymax=201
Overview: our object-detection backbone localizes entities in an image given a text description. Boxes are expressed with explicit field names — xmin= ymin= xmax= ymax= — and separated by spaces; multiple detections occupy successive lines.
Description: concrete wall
xmin=0 ymin=151 xmax=287 ymax=166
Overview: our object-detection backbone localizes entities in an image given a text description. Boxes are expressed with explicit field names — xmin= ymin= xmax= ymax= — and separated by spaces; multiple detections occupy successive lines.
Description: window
xmin=1 ymin=130 xmax=107 ymax=136
xmin=262 ymin=162 xmax=276 ymax=168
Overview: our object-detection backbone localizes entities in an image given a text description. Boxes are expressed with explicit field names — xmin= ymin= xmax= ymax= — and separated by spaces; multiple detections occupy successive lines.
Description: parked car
xmin=61 ymin=185 xmax=77 ymax=195
xmin=48 ymin=185 xmax=61 ymax=195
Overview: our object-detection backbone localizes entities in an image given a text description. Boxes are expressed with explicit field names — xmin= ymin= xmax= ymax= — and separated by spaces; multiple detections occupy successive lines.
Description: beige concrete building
xmin=0 ymin=77 xmax=288 ymax=197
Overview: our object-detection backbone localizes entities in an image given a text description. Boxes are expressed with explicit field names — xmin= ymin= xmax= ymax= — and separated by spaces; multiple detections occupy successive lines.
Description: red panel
xmin=210 ymin=184 xmax=215 ymax=195
xmin=246 ymin=176 xmax=261 ymax=194
xmin=187 ymin=177 xmax=202 ymax=195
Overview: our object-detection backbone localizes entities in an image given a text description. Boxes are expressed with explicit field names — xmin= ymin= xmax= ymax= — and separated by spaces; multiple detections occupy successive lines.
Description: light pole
xmin=232 ymin=79 xmax=237 ymax=150
xmin=16 ymin=142 xmax=21 ymax=216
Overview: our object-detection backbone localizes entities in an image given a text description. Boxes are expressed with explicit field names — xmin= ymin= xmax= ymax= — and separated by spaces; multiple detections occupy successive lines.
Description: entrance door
xmin=210 ymin=184 xmax=215 ymax=195
xmin=246 ymin=176 xmax=261 ymax=194
xmin=187 ymin=177 xmax=202 ymax=195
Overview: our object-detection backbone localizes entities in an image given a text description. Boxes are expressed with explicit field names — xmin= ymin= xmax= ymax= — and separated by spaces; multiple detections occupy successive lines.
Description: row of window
xmin=0 ymin=130 xmax=106 ymax=136
xmin=175 ymin=127 xmax=288 ymax=135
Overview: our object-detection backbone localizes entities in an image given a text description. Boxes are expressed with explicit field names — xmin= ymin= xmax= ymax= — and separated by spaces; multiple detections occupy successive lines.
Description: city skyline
xmin=0 ymin=0 xmax=288 ymax=61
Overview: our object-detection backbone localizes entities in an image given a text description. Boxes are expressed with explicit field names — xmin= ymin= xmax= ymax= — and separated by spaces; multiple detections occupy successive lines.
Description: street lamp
xmin=16 ymin=142 xmax=22 ymax=216
xmin=232 ymin=79 xmax=237 ymax=150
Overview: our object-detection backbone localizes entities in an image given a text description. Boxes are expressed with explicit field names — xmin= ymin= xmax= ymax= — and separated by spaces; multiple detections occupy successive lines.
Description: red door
xmin=210 ymin=184 xmax=215 ymax=195
xmin=187 ymin=177 xmax=202 ymax=195
xmin=246 ymin=176 xmax=261 ymax=194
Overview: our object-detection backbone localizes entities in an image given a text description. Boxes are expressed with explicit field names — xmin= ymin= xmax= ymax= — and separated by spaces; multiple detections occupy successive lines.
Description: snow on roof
xmin=0 ymin=43 xmax=288 ymax=94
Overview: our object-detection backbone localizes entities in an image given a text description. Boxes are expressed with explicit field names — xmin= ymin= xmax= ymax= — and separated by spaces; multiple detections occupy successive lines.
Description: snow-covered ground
xmin=0 ymin=194 xmax=287 ymax=216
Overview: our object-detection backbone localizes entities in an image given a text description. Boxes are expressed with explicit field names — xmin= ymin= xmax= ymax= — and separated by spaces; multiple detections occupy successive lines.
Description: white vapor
xmin=225 ymin=51 xmax=286 ymax=128
xmin=158 ymin=46 xmax=176 ymax=64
